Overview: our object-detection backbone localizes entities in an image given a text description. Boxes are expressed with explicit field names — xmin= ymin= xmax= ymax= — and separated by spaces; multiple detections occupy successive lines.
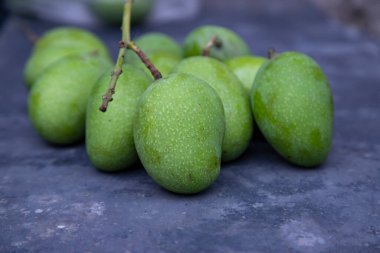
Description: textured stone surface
xmin=310 ymin=0 xmax=380 ymax=37
xmin=1 ymin=1 xmax=380 ymax=252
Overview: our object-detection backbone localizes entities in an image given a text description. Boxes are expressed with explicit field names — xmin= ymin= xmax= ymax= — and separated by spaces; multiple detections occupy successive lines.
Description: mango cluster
xmin=25 ymin=25 xmax=333 ymax=194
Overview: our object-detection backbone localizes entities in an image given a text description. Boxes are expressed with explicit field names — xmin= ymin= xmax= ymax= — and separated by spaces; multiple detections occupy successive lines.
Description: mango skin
xmin=173 ymin=56 xmax=253 ymax=162
xmin=183 ymin=25 xmax=251 ymax=61
xmin=24 ymin=27 xmax=111 ymax=88
xmin=225 ymin=56 xmax=267 ymax=94
xmin=252 ymin=52 xmax=334 ymax=167
xmin=86 ymin=66 xmax=152 ymax=172
xmin=28 ymin=54 xmax=112 ymax=145
xmin=134 ymin=73 xmax=225 ymax=194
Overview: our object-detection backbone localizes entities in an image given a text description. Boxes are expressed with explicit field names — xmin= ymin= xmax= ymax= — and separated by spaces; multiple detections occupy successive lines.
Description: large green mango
xmin=24 ymin=27 xmax=111 ymax=88
xmin=252 ymin=52 xmax=334 ymax=167
xmin=134 ymin=73 xmax=225 ymax=194
xmin=28 ymin=53 xmax=112 ymax=144
xmin=86 ymin=66 xmax=152 ymax=172
xmin=173 ymin=56 xmax=253 ymax=162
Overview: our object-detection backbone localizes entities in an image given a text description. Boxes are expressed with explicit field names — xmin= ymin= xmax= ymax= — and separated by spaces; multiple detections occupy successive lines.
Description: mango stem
xmin=100 ymin=0 xmax=133 ymax=112
xmin=127 ymin=41 xmax=162 ymax=80
xmin=18 ymin=19 xmax=39 ymax=44
xmin=267 ymin=48 xmax=278 ymax=59
xmin=202 ymin=35 xmax=222 ymax=56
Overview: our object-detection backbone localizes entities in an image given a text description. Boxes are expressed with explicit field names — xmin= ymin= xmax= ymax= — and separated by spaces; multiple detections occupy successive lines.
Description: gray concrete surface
xmin=0 ymin=1 xmax=379 ymax=252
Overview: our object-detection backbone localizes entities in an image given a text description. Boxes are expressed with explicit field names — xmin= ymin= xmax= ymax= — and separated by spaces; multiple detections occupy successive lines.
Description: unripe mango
xmin=24 ymin=27 xmax=111 ymax=88
xmin=133 ymin=33 xmax=182 ymax=59
xmin=225 ymin=56 xmax=267 ymax=94
xmin=34 ymin=27 xmax=111 ymax=54
xmin=134 ymin=73 xmax=225 ymax=194
xmin=126 ymin=33 xmax=182 ymax=77
xmin=86 ymin=66 xmax=152 ymax=172
xmin=28 ymin=53 xmax=112 ymax=145
xmin=89 ymin=0 xmax=154 ymax=24
xmin=252 ymin=52 xmax=334 ymax=167
xmin=173 ymin=56 xmax=253 ymax=162
xmin=183 ymin=25 xmax=251 ymax=61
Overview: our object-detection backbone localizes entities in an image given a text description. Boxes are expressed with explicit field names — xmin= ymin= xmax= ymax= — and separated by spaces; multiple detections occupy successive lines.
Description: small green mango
xmin=25 ymin=46 xmax=109 ymax=89
xmin=34 ymin=27 xmax=112 ymax=54
xmin=89 ymin=0 xmax=154 ymax=24
xmin=134 ymin=73 xmax=225 ymax=194
xmin=130 ymin=51 xmax=180 ymax=78
xmin=28 ymin=53 xmax=112 ymax=145
xmin=134 ymin=33 xmax=182 ymax=59
xmin=24 ymin=27 xmax=111 ymax=88
xmin=147 ymin=52 xmax=181 ymax=77
xmin=86 ymin=66 xmax=152 ymax=172
xmin=225 ymin=56 xmax=267 ymax=94
xmin=125 ymin=33 xmax=182 ymax=77
xmin=183 ymin=25 xmax=251 ymax=61
xmin=173 ymin=56 xmax=253 ymax=162
xmin=126 ymin=32 xmax=182 ymax=67
xmin=130 ymin=0 xmax=154 ymax=23
xmin=252 ymin=52 xmax=334 ymax=167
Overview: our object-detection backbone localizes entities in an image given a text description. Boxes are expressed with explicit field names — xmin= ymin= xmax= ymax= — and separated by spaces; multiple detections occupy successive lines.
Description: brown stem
xmin=18 ymin=20 xmax=39 ymax=44
xmin=99 ymin=68 xmax=121 ymax=112
xmin=267 ymin=48 xmax=278 ymax=59
xmin=127 ymin=41 xmax=162 ymax=80
xmin=202 ymin=35 xmax=222 ymax=56
xmin=100 ymin=0 xmax=132 ymax=112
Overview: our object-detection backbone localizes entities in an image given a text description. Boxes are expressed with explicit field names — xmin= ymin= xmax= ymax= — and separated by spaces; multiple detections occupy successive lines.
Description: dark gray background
xmin=0 ymin=0 xmax=379 ymax=252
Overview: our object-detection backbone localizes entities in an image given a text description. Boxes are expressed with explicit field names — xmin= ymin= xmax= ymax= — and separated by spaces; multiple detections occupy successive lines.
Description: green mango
xmin=89 ymin=0 xmax=154 ymax=24
xmin=34 ymin=27 xmax=111 ymax=54
xmin=252 ymin=52 xmax=334 ymax=167
xmin=225 ymin=56 xmax=267 ymax=94
xmin=147 ymin=52 xmax=181 ymax=77
xmin=125 ymin=33 xmax=182 ymax=77
xmin=134 ymin=73 xmax=225 ymax=194
xmin=183 ymin=25 xmax=251 ymax=61
xmin=129 ymin=51 xmax=180 ymax=78
xmin=173 ymin=56 xmax=253 ymax=162
xmin=134 ymin=33 xmax=182 ymax=59
xmin=24 ymin=27 xmax=111 ymax=88
xmin=28 ymin=53 xmax=112 ymax=145
xmin=25 ymin=46 xmax=109 ymax=89
xmin=126 ymin=32 xmax=182 ymax=66
xmin=86 ymin=65 xmax=152 ymax=172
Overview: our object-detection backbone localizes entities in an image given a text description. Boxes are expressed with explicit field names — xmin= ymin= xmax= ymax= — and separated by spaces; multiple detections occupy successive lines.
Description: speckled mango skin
xmin=134 ymin=73 xmax=225 ymax=194
xmin=183 ymin=25 xmax=251 ymax=61
xmin=251 ymin=52 xmax=334 ymax=167
xmin=28 ymin=54 xmax=112 ymax=145
xmin=86 ymin=66 xmax=152 ymax=172
xmin=225 ymin=56 xmax=267 ymax=94
xmin=24 ymin=27 xmax=111 ymax=88
xmin=173 ymin=57 xmax=253 ymax=162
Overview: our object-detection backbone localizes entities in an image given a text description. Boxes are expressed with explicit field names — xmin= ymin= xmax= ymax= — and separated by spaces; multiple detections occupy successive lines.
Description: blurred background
xmin=1 ymin=0 xmax=380 ymax=38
